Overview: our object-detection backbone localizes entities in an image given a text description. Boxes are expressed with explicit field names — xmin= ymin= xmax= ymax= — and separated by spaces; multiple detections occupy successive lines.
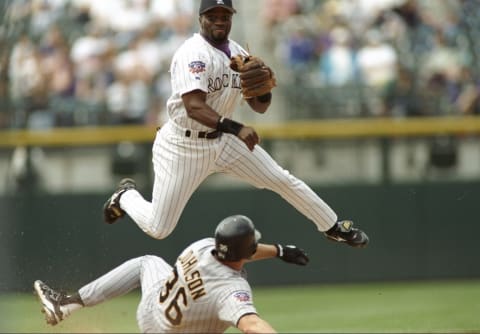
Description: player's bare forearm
xmin=237 ymin=314 xmax=277 ymax=333
xmin=248 ymin=244 xmax=310 ymax=266
xmin=247 ymin=244 xmax=278 ymax=262
xmin=182 ymin=89 xmax=260 ymax=151
xmin=182 ymin=90 xmax=223 ymax=129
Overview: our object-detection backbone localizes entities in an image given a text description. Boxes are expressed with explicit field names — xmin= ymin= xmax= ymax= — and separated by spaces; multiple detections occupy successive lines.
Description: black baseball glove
xmin=275 ymin=244 xmax=309 ymax=266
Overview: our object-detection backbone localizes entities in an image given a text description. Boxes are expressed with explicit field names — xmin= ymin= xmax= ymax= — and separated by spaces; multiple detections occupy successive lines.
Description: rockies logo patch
xmin=189 ymin=61 xmax=206 ymax=74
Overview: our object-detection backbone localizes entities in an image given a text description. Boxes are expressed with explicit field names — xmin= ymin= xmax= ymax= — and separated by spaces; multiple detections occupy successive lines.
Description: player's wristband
xmin=216 ymin=117 xmax=244 ymax=136
xmin=274 ymin=244 xmax=283 ymax=258
xmin=257 ymin=92 xmax=272 ymax=103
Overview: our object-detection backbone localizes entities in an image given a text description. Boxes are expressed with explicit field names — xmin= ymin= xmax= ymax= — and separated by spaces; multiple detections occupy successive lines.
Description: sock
xmin=60 ymin=292 xmax=85 ymax=317
xmin=60 ymin=302 xmax=83 ymax=318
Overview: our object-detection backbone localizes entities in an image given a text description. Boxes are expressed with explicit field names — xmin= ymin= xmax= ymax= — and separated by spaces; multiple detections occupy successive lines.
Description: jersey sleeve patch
xmin=233 ymin=291 xmax=251 ymax=303
xmin=188 ymin=60 xmax=206 ymax=79
xmin=218 ymin=288 xmax=257 ymax=326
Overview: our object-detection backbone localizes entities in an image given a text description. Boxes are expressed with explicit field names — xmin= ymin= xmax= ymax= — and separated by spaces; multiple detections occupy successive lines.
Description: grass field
xmin=1 ymin=280 xmax=479 ymax=333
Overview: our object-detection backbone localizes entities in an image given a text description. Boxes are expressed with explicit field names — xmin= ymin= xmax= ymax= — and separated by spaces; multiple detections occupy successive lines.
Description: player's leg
xmin=219 ymin=137 xmax=337 ymax=231
xmin=33 ymin=280 xmax=83 ymax=326
xmin=108 ymin=127 xmax=214 ymax=239
xmin=137 ymin=255 xmax=172 ymax=296
xmin=118 ymin=173 xmax=202 ymax=239
xmin=136 ymin=255 xmax=173 ymax=333
xmin=78 ymin=257 xmax=147 ymax=306
xmin=219 ymin=137 xmax=368 ymax=247
xmin=119 ymin=148 xmax=211 ymax=239
xmin=103 ymin=178 xmax=137 ymax=224
xmin=33 ymin=256 xmax=147 ymax=326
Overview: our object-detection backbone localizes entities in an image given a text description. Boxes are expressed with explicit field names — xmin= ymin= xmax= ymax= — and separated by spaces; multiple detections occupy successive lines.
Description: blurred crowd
xmin=0 ymin=0 xmax=195 ymax=129
xmin=263 ymin=0 xmax=480 ymax=118
xmin=1 ymin=0 xmax=480 ymax=130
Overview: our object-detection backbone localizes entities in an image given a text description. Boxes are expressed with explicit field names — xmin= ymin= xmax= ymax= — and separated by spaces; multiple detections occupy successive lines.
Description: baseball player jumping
xmin=34 ymin=215 xmax=309 ymax=333
xmin=103 ymin=0 xmax=369 ymax=248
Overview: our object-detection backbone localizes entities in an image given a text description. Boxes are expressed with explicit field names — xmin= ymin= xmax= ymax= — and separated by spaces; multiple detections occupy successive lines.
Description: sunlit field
xmin=1 ymin=280 xmax=479 ymax=333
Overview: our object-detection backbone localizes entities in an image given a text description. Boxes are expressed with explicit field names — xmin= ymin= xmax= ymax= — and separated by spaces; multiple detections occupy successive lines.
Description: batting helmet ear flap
xmin=214 ymin=215 xmax=261 ymax=261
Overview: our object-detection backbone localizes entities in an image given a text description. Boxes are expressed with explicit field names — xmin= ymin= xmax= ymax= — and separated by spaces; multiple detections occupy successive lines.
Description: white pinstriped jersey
xmin=138 ymin=238 xmax=257 ymax=333
xmin=119 ymin=32 xmax=337 ymax=245
xmin=166 ymin=33 xmax=248 ymax=131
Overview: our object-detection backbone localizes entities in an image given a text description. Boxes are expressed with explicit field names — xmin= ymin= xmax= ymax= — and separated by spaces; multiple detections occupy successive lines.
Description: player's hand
xmin=238 ymin=126 xmax=260 ymax=151
xmin=275 ymin=244 xmax=309 ymax=266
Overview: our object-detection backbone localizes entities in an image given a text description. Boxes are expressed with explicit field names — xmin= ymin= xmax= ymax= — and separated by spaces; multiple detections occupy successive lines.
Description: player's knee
xmin=144 ymin=215 xmax=178 ymax=239
xmin=147 ymin=226 xmax=173 ymax=240
xmin=272 ymin=170 xmax=301 ymax=189
xmin=148 ymin=231 xmax=170 ymax=240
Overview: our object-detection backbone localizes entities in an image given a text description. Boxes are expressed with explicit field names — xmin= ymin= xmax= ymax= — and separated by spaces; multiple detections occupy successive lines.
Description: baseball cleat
xmin=324 ymin=220 xmax=369 ymax=248
xmin=103 ymin=178 xmax=136 ymax=224
xmin=34 ymin=280 xmax=67 ymax=326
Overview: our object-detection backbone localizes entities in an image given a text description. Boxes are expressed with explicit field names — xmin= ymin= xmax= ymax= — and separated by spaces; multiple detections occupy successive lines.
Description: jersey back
xmin=153 ymin=238 xmax=257 ymax=333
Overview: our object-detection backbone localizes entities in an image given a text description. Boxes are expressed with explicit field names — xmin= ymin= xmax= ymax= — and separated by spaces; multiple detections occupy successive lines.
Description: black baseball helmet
xmin=214 ymin=215 xmax=261 ymax=261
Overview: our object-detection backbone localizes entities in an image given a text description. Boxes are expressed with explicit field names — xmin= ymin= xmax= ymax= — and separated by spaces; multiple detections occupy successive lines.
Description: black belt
xmin=185 ymin=130 xmax=221 ymax=139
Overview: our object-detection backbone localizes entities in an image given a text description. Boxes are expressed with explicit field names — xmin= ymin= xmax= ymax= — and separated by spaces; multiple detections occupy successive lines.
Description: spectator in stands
xmin=389 ymin=0 xmax=437 ymax=58
xmin=356 ymin=29 xmax=398 ymax=89
xmin=422 ymin=73 xmax=452 ymax=116
xmin=70 ymin=1 xmax=92 ymax=26
xmin=29 ymin=0 xmax=63 ymax=38
xmin=150 ymin=0 xmax=194 ymax=29
xmin=283 ymin=22 xmax=317 ymax=81
xmin=391 ymin=0 xmax=424 ymax=30
xmin=9 ymin=33 xmax=49 ymax=128
xmin=261 ymin=0 xmax=300 ymax=30
xmin=2 ymin=0 xmax=480 ymax=128
xmin=329 ymin=0 xmax=402 ymax=35
xmin=106 ymin=68 xmax=150 ymax=125
xmin=71 ymin=23 xmax=114 ymax=121
xmin=318 ymin=26 xmax=358 ymax=87
xmin=109 ymin=0 xmax=152 ymax=34
xmin=419 ymin=29 xmax=465 ymax=86
xmin=381 ymin=64 xmax=421 ymax=117
xmin=449 ymin=66 xmax=480 ymax=115
xmin=39 ymin=25 xmax=76 ymax=99
xmin=70 ymin=23 xmax=111 ymax=79
xmin=131 ymin=24 xmax=164 ymax=82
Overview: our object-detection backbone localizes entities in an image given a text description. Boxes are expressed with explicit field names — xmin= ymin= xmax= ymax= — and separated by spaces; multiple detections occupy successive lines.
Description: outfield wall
xmin=0 ymin=181 xmax=478 ymax=292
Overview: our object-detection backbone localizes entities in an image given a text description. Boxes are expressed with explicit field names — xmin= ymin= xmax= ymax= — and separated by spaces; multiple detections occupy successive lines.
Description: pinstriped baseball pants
xmin=78 ymin=255 xmax=171 ymax=306
xmin=120 ymin=122 xmax=338 ymax=239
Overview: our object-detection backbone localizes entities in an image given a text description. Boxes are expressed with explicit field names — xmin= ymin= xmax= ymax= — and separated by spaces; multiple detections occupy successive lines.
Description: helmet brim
xmin=200 ymin=5 xmax=236 ymax=15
